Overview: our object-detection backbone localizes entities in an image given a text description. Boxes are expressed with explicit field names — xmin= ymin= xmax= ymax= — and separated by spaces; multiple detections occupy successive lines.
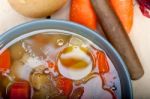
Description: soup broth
xmin=0 ymin=31 xmax=121 ymax=99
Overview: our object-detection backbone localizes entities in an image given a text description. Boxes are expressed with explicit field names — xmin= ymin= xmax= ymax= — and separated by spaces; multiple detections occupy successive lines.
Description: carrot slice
xmin=97 ymin=51 xmax=109 ymax=74
xmin=70 ymin=0 xmax=97 ymax=30
xmin=0 ymin=49 xmax=11 ymax=72
xmin=57 ymin=77 xmax=73 ymax=96
xmin=9 ymin=80 xmax=31 ymax=99
xmin=109 ymin=0 xmax=133 ymax=33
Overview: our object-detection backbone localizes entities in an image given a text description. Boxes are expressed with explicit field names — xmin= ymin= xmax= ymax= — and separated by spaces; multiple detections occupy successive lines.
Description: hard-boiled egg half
xmin=57 ymin=46 xmax=93 ymax=80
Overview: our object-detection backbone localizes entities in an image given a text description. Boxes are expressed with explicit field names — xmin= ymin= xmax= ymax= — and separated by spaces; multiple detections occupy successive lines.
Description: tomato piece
xmin=0 ymin=49 xmax=11 ymax=72
xmin=9 ymin=80 xmax=31 ymax=99
xmin=57 ymin=77 xmax=73 ymax=96
xmin=97 ymin=51 xmax=110 ymax=74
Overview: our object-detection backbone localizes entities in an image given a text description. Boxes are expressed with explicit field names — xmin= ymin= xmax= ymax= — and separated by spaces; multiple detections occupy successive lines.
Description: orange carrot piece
xmin=0 ymin=49 xmax=11 ymax=72
xmin=97 ymin=51 xmax=109 ymax=74
xmin=109 ymin=0 xmax=133 ymax=33
xmin=57 ymin=77 xmax=73 ymax=96
xmin=70 ymin=0 xmax=97 ymax=30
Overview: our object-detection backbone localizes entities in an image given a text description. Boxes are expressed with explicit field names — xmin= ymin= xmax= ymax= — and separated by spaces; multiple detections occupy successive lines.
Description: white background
xmin=0 ymin=0 xmax=150 ymax=98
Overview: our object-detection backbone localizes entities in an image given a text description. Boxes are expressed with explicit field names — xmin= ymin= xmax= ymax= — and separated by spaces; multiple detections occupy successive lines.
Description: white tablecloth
xmin=0 ymin=0 xmax=150 ymax=98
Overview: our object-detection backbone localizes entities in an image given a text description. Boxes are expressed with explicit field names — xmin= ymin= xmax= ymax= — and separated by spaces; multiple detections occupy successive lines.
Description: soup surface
xmin=0 ymin=31 xmax=121 ymax=99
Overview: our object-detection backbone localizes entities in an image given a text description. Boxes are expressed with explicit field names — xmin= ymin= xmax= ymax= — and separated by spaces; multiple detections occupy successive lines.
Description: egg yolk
xmin=58 ymin=46 xmax=93 ymax=80
xmin=60 ymin=46 xmax=90 ymax=69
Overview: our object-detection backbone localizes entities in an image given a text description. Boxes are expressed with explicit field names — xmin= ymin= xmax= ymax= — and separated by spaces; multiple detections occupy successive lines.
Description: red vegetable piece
xmin=137 ymin=0 xmax=150 ymax=18
xmin=9 ymin=80 xmax=31 ymax=99
xmin=57 ymin=77 xmax=73 ymax=96
xmin=97 ymin=51 xmax=110 ymax=74
xmin=0 ymin=49 xmax=11 ymax=72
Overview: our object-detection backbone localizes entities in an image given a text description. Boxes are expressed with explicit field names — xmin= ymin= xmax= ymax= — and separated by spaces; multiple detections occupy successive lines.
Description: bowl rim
xmin=0 ymin=19 xmax=133 ymax=99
